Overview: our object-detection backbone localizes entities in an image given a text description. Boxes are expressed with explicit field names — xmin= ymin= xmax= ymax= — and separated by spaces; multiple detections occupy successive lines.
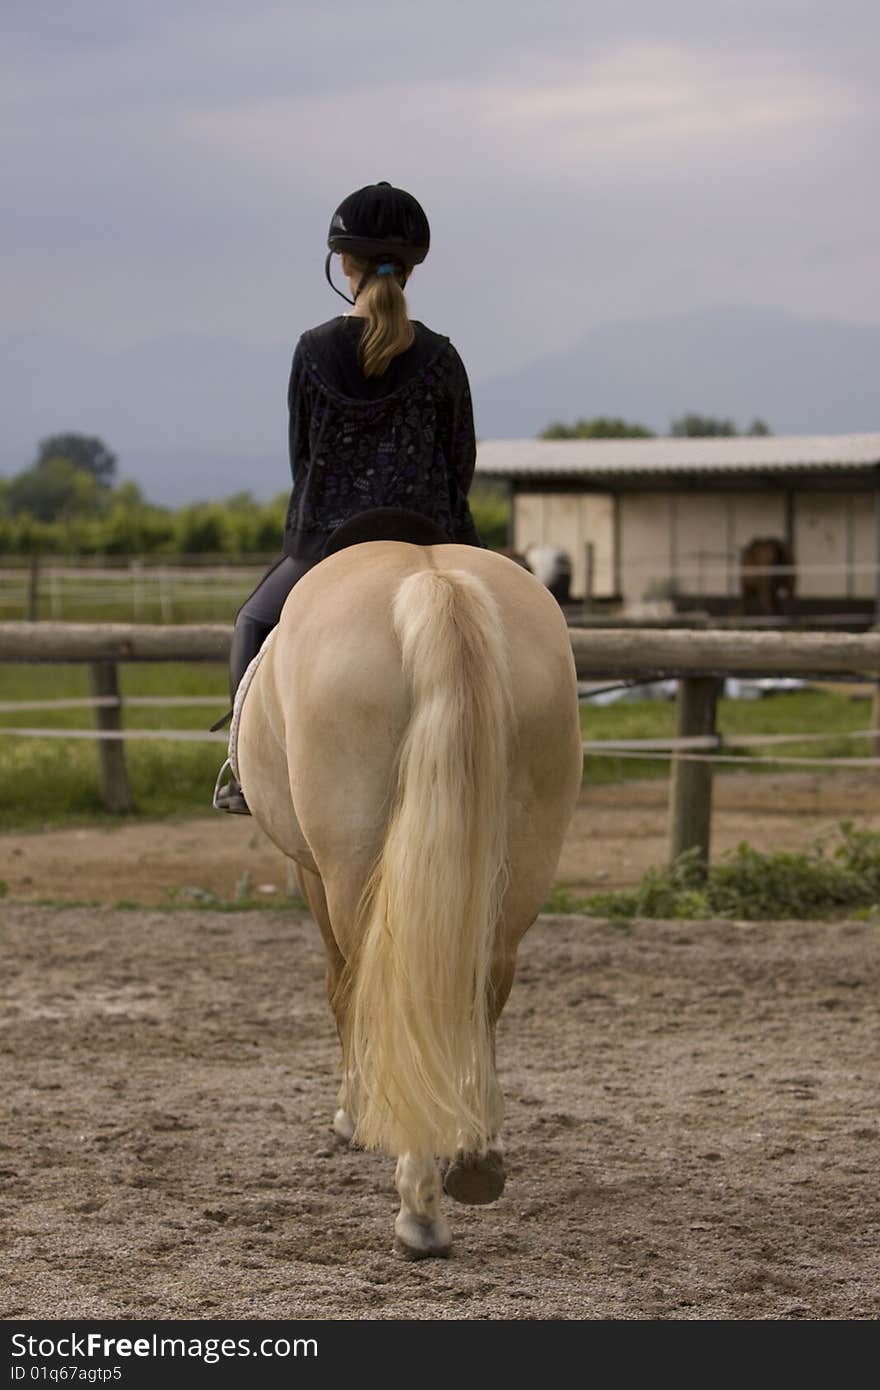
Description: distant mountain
xmin=1 ymin=309 xmax=877 ymax=505
xmin=473 ymin=307 xmax=880 ymax=439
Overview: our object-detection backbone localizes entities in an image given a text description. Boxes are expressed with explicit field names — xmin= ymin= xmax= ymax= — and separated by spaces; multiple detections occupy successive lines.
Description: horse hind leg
xmin=443 ymin=1144 xmax=505 ymax=1206
xmin=333 ymin=1066 xmax=359 ymax=1144
xmin=443 ymin=951 xmax=514 ymax=1206
xmin=442 ymin=1082 xmax=506 ymax=1206
xmin=333 ymin=1106 xmax=355 ymax=1143
xmin=294 ymin=863 xmax=360 ymax=1144
xmin=394 ymin=1153 xmax=452 ymax=1260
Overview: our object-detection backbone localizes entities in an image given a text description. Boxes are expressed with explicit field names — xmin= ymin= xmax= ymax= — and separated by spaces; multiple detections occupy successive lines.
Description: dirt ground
xmin=1 ymin=902 xmax=877 ymax=1321
xmin=1 ymin=773 xmax=879 ymax=1321
xmin=6 ymin=770 xmax=880 ymax=907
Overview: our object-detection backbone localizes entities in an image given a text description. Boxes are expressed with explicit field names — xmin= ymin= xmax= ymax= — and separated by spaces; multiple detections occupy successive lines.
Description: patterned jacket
xmin=283 ymin=316 xmax=482 ymax=562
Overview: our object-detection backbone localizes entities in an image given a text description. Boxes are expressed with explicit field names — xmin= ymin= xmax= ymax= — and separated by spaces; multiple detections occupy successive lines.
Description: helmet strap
xmin=324 ymin=251 xmax=356 ymax=306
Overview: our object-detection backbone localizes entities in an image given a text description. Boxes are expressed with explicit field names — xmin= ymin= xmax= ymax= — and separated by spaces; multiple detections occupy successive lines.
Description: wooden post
xmin=89 ymin=662 xmax=131 ymax=812
xmin=131 ymin=559 xmax=144 ymax=623
xmin=27 ymin=555 xmax=40 ymax=622
xmin=668 ymin=676 xmax=720 ymax=872
xmin=582 ymin=542 xmax=595 ymax=619
xmin=159 ymin=568 xmax=172 ymax=624
xmin=49 ymin=569 xmax=61 ymax=619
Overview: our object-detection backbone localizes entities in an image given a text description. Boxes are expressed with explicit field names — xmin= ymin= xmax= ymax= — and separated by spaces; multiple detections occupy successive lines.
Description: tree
xmin=670 ymin=413 xmax=738 ymax=438
xmin=5 ymin=457 xmax=107 ymax=523
xmin=540 ymin=417 xmax=655 ymax=440
xmin=669 ymin=414 xmax=774 ymax=438
xmin=173 ymin=502 xmax=230 ymax=554
xmin=34 ymin=433 xmax=117 ymax=484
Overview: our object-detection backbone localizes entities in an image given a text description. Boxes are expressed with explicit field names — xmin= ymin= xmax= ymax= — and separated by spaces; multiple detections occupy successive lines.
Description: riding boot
xmin=228 ymin=616 xmax=274 ymax=704
xmin=214 ymin=617 xmax=273 ymax=815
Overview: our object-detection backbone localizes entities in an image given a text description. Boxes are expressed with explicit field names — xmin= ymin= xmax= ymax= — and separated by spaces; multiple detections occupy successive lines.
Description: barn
xmin=475 ymin=433 xmax=880 ymax=623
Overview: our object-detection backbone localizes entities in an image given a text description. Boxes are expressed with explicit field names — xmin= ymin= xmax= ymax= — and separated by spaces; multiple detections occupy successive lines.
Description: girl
xmin=215 ymin=181 xmax=483 ymax=812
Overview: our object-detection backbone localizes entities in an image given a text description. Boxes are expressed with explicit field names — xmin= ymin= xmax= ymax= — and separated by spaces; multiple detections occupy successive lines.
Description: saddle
xmin=322 ymin=507 xmax=450 ymax=558
xmin=211 ymin=510 xmax=452 ymax=747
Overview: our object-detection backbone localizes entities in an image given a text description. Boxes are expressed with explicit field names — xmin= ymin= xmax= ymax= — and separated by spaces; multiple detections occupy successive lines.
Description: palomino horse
xmin=237 ymin=539 xmax=583 ymax=1257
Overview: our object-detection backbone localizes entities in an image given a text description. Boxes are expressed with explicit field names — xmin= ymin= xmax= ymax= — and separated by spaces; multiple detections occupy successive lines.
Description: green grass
xmin=0 ymin=575 xmax=264 ymax=624
xmin=0 ymin=662 xmax=228 ymax=830
xmin=545 ymin=822 xmax=880 ymax=922
xmin=580 ymin=687 xmax=874 ymax=783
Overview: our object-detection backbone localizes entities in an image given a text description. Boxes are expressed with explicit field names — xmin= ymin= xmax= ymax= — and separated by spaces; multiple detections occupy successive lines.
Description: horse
xmin=523 ymin=544 xmax=572 ymax=605
xmin=740 ymin=536 xmax=795 ymax=618
xmin=236 ymin=537 xmax=583 ymax=1257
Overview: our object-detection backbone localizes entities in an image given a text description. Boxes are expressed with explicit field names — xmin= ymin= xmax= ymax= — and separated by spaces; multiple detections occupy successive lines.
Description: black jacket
xmin=283 ymin=316 xmax=482 ymax=563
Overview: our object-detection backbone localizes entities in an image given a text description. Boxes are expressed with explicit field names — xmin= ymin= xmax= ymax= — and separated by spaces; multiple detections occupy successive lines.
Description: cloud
xmin=163 ymin=37 xmax=871 ymax=204
xmin=476 ymin=43 xmax=866 ymax=174
xmin=1 ymin=3 xmax=878 ymax=371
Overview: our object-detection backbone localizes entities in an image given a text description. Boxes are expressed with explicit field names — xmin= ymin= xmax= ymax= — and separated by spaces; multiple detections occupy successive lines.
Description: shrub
xmin=578 ymin=825 xmax=880 ymax=921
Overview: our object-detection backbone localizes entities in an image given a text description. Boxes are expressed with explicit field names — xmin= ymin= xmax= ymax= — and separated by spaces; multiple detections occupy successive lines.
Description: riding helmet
xmin=327 ymin=181 xmax=430 ymax=266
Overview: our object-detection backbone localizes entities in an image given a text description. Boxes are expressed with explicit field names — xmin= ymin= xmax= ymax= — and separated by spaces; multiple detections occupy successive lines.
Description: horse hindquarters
xmin=343 ymin=567 xmax=513 ymax=1164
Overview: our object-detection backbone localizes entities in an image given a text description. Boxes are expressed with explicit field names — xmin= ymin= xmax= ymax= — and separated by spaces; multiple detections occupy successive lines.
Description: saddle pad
xmin=228 ymin=626 xmax=276 ymax=782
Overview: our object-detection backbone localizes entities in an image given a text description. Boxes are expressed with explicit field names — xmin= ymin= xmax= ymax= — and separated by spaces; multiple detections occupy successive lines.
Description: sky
xmin=2 ymin=0 xmax=879 ymax=483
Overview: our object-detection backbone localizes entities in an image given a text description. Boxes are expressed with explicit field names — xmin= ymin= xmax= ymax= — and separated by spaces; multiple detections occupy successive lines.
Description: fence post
xmin=668 ymin=676 xmax=720 ymax=872
xmin=27 ymin=555 xmax=40 ymax=622
xmin=131 ymin=559 xmax=144 ymax=623
xmin=89 ymin=662 xmax=131 ymax=812
xmin=582 ymin=542 xmax=595 ymax=619
xmin=158 ymin=568 xmax=172 ymax=624
xmin=49 ymin=568 xmax=61 ymax=620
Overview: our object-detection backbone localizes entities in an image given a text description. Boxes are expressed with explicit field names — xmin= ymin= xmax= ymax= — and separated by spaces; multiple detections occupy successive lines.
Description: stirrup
xmin=213 ymin=759 xmax=251 ymax=815
xmin=212 ymin=758 xmax=235 ymax=810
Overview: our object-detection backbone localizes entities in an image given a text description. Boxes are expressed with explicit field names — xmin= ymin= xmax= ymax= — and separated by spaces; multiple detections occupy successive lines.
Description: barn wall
xmin=851 ymin=497 xmax=875 ymax=599
xmin=618 ymin=492 xmax=792 ymax=604
xmin=513 ymin=492 xmax=615 ymax=596
xmin=670 ymin=492 xmax=735 ymax=599
xmin=617 ymin=494 xmax=675 ymax=603
xmin=794 ymin=495 xmax=850 ymax=598
xmin=729 ymin=494 xmax=788 ymax=580
xmin=514 ymin=481 xmax=877 ymax=607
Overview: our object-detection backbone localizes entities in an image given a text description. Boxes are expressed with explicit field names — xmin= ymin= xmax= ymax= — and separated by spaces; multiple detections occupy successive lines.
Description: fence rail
xmin=5 ymin=622 xmax=880 ymax=675
xmin=2 ymin=622 xmax=879 ymax=867
xmin=0 ymin=622 xmax=230 ymax=663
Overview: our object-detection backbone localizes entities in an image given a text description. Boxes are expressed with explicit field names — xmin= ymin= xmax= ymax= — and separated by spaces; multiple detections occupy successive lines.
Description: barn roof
xmin=475 ymin=433 xmax=880 ymax=479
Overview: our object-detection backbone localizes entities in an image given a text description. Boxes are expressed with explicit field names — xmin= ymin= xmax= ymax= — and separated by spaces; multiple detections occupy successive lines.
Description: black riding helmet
xmin=325 ymin=180 xmax=430 ymax=304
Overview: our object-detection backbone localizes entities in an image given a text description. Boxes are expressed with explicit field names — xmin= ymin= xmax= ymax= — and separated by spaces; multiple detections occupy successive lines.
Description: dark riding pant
xmin=229 ymin=555 xmax=313 ymax=701
xmin=229 ymin=510 xmax=459 ymax=702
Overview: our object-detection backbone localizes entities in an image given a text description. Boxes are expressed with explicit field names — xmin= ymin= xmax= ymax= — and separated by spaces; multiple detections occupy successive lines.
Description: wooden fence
xmin=3 ymin=621 xmax=880 ymax=866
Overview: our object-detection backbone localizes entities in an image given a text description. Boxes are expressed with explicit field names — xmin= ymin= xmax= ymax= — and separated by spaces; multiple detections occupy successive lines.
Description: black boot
xmin=228 ymin=616 xmax=274 ymax=702
xmin=212 ymin=617 xmax=273 ymax=815
xmin=214 ymin=771 xmax=251 ymax=815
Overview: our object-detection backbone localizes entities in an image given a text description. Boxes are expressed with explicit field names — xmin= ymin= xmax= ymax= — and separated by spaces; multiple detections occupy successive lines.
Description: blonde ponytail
xmin=349 ymin=259 xmax=414 ymax=377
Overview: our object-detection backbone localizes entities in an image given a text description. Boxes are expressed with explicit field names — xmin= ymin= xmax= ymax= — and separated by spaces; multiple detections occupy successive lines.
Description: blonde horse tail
xmin=344 ymin=567 xmax=512 ymax=1160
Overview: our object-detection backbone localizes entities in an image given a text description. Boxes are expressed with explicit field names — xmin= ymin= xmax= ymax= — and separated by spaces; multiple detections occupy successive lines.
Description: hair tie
xmin=376 ymin=263 xmax=397 ymax=276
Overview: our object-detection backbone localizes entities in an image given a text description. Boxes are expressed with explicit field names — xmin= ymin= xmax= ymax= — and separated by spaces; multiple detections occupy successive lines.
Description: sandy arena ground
xmin=1 ymin=774 xmax=879 ymax=1320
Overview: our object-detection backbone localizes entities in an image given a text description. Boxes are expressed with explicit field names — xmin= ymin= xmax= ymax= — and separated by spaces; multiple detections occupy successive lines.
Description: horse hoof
xmin=332 ymin=1108 xmax=356 ymax=1144
xmin=443 ymin=1148 xmax=506 ymax=1205
xmin=394 ymin=1211 xmax=452 ymax=1260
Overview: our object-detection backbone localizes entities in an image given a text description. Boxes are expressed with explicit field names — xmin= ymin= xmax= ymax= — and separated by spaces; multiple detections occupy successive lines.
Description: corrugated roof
xmin=475 ymin=433 xmax=880 ymax=478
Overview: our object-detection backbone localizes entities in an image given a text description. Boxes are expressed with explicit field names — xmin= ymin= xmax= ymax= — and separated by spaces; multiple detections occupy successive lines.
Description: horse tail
xmin=343 ymin=567 xmax=512 ymax=1160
